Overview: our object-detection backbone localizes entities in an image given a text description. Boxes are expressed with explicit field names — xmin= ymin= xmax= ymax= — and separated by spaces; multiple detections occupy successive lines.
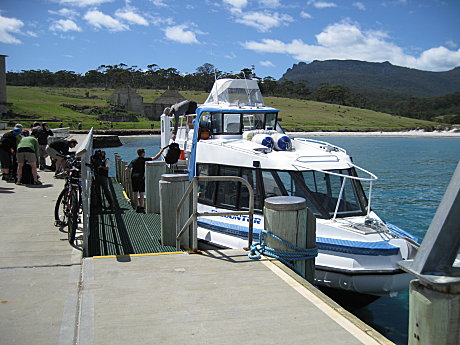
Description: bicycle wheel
xmin=67 ymin=189 xmax=79 ymax=244
xmin=54 ymin=188 xmax=67 ymax=227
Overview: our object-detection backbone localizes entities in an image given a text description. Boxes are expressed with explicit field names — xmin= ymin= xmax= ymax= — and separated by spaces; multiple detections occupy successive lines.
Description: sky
xmin=0 ymin=0 xmax=459 ymax=79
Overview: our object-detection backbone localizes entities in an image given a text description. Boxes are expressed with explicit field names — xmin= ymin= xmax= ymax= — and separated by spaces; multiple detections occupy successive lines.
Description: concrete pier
xmin=0 ymin=167 xmax=393 ymax=345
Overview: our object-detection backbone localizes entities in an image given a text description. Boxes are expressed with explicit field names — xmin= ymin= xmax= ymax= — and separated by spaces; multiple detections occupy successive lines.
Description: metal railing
xmin=176 ymin=176 xmax=254 ymax=251
xmin=75 ymin=128 xmax=93 ymax=256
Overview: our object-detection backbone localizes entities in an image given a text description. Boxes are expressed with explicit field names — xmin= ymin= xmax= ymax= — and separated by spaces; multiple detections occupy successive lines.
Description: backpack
xmin=164 ymin=143 xmax=181 ymax=164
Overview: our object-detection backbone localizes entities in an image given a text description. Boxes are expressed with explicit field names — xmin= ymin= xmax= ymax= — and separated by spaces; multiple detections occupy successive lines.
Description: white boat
xmin=160 ymin=78 xmax=419 ymax=301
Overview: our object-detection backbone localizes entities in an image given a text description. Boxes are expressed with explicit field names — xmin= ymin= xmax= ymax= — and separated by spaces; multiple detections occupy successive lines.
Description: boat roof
xmin=204 ymin=78 xmax=265 ymax=107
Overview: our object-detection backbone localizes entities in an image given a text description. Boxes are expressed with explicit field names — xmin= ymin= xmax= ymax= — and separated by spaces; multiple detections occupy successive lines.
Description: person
xmin=91 ymin=150 xmax=114 ymax=209
xmin=126 ymin=147 xmax=164 ymax=213
xmin=78 ymin=122 xmax=82 ymax=130
xmin=16 ymin=129 xmax=41 ymax=185
xmin=59 ymin=121 xmax=63 ymax=128
xmin=0 ymin=126 xmax=22 ymax=181
xmin=165 ymin=100 xmax=197 ymax=141
xmin=34 ymin=122 xmax=54 ymax=170
xmin=45 ymin=138 xmax=78 ymax=177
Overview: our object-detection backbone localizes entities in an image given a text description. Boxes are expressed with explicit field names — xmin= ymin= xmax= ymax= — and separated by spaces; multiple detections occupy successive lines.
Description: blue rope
xmin=248 ymin=230 xmax=318 ymax=273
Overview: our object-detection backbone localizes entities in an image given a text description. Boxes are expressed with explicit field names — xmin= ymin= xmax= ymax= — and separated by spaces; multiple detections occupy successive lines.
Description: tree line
xmin=6 ymin=62 xmax=459 ymax=124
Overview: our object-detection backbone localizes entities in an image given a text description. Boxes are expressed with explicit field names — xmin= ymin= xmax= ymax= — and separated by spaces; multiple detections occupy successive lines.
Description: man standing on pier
xmin=126 ymin=148 xmax=163 ymax=213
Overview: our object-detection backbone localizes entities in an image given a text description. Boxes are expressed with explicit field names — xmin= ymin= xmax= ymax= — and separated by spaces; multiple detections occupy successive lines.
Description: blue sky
xmin=0 ymin=0 xmax=459 ymax=79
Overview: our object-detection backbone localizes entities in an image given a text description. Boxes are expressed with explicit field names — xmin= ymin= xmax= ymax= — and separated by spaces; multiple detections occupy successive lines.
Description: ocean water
xmin=101 ymin=135 xmax=460 ymax=345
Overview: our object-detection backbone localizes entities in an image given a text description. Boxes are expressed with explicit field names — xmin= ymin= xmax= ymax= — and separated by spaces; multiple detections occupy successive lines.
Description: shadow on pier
xmin=88 ymin=177 xmax=178 ymax=257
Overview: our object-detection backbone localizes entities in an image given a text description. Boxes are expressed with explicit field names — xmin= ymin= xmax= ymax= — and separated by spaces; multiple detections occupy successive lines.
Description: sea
xmin=101 ymin=134 xmax=460 ymax=345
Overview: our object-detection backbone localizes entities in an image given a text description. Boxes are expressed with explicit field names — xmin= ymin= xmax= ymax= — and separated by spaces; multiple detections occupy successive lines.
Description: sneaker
xmin=1 ymin=174 xmax=7 ymax=181
xmin=33 ymin=180 xmax=43 ymax=185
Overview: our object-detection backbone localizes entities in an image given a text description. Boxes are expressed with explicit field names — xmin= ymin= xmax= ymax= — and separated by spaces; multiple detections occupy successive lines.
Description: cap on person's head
xmin=12 ymin=128 xmax=21 ymax=135
xmin=137 ymin=148 xmax=145 ymax=156
xmin=14 ymin=124 xmax=23 ymax=129
xmin=42 ymin=122 xmax=47 ymax=126
xmin=68 ymin=139 xmax=78 ymax=146
xmin=22 ymin=129 xmax=30 ymax=137
xmin=33 ymin=121 xmax=40 ymax=127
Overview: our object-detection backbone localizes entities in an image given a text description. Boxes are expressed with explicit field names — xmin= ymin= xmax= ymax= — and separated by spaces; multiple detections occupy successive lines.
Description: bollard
xmin=408 ymin=280 xmax=460 ymax=345
xmin=160 ymin=174 xmax=190 ymax=248
xmin=145 ymin=161 xmax=167 ymax=214
xmin=264 ymin=196 xmax=316 ymax=283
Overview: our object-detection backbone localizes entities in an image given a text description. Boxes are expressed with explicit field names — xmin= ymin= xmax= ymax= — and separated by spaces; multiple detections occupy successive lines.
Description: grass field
xmin=4 ymin=86 xmax=437 ymax=131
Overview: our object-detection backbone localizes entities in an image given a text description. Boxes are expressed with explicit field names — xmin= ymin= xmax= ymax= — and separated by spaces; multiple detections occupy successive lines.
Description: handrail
xmin=75 ymin=128 xmax=93 ymax=256
xmin=176 ymin=176 xmax=254 ymax=251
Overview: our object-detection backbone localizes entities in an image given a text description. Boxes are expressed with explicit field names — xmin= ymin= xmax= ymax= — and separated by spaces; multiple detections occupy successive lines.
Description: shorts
xmin=0 ymin=148 xmax=11 ymax=169
xmin=17 ymin=151 xmax=37 ymax=164
xmin=45 ymin=145 xmax=61 ymax=160
xmin=131 ymin=174 xmax=145 ymax=193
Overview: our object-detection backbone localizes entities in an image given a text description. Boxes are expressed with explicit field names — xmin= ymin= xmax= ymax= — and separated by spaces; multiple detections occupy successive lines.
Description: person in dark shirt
xmin=126 ymin=147 xmax=163 ymax=213
xmin=45 ymin=138 xmax=78 ymax=177
xmin=0 ymin=127 xmax=22 ymax=180
xmin=34 ymin=122 xmax=54 ymax=170
xmin=92 ymin=150 xmax=114 ymax=209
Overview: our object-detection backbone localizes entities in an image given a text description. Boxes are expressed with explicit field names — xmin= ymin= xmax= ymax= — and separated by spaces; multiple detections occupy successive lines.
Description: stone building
xmin=109 ymin=87 xmax=186 ymax=121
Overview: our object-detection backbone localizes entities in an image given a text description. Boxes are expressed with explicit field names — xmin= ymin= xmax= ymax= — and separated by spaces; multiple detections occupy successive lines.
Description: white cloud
xmin=115 ymin=9 xmax=149 ymax=26
xmin=164 ymin=25 xmax=199 ymax=44
xmin=243 ymin=21 xmax=460 ymax=71
xmin=352 ymin=2 xmax=366 ymax=11
xmin=84 ymin=10 xmax=129 ymax=31
xmin=0 ymin=15 xmax=24 ymax=44
xmin=150 ymin=0 xmax=168 ymax=7
xmin=50 ymin=19 xmax=82 ymax=32
xmin=52 ymin=0 xmax=114 ymax=7
xmin=235 ymin=11 xmax=293 ymax=32
xmin=308 ymin=1 xmax=337 ymax=9
xmin=26 ymin=30 xmax=38 ymax=37
xmin=445 ymin=40 xmax=458 ymax=49
xmin=48 ymin=8 xmax=79 ymax=19
xmin=223 ymin=0 xmax=248 ymax=13
xmin=259 ymin=0 xmax=281 ymax=8
xmin=260 ymin=60 xmax=275 ymax=67
xmin=225 ymin=51 xmax=237 ymax=59
xmin=300 ymin=11 xmax=312 ymax=19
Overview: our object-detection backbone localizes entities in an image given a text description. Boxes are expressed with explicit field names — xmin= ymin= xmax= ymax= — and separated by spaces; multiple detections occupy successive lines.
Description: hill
xmin=281 ymin=60 xmax=460 ymax=99
xmin=3 ymin=86 xmax=437 ymax=132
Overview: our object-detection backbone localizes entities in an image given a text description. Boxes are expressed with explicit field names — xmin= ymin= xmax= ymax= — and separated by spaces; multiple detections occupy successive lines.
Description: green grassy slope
xmin=5 ymin=86 xmax=437 ymax=131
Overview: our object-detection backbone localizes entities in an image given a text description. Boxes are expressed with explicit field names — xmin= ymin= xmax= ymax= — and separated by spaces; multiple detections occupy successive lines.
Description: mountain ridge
xmin=281 ymin=60 xmax=460 ymax=99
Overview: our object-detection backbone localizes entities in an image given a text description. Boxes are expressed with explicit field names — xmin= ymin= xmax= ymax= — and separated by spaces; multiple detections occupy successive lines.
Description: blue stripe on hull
xmin=197 ymin=218 xmax=399 ymax=256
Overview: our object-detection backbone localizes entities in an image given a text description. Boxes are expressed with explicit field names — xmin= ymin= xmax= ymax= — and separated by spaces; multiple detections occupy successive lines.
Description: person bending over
xmin=45 ymin=138 xmax=78 ymax=177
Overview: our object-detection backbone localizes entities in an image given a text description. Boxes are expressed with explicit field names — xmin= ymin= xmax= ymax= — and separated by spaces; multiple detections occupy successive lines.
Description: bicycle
xmin=54 ymin=154 xmax=82 ymax=244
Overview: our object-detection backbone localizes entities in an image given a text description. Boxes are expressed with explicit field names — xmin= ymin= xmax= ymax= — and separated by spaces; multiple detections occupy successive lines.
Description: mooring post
xmin=159 ymin=174 xmax=190 ymax=248
xmin=399 ymin=161 xmax=460 ymax=345
xmin=145 ymin=161 xmax=167 ymax=214
xmin=264 ymin=196 xmax=316 ymax=283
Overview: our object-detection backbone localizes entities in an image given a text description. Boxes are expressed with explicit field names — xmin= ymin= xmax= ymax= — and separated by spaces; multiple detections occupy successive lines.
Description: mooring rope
xmin=248 ymin=229 xmax=318 ymax=273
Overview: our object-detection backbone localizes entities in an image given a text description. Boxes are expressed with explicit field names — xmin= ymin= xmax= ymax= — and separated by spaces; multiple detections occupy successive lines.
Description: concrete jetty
xmin=0 ymin=168 xmax=393 ymax=344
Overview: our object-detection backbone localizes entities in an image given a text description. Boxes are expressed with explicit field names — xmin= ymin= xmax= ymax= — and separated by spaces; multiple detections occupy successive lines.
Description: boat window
xmin=261 ymin=171 xmax=285 ymax=198
xmin=301 ymin=169 xmax=366 ymax=217
xmin=224 ymin=113 xmax=241 ymax=133
xmin=263 ymin=170 xmax=323 ymax=216
xmin=211 ymin=113 xmax=223 ymax=134
xmin=197 ymin=164 xmax=218 ymax=205
xmin=215 ymin=166 xmax=240 ymax=209
xmin=265 ymin=112 xmax=277 ymax=130
xmin=240 ymin=168 xmax=263 ymax=212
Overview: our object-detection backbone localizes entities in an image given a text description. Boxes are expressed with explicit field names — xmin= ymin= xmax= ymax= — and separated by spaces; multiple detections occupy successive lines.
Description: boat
xmin=160 ymin=78 xmax=419 ymax=302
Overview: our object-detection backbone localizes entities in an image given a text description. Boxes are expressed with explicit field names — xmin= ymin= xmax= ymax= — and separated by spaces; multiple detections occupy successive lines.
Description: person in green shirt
xmin=16 ymin=130 xmax=41 ymax=185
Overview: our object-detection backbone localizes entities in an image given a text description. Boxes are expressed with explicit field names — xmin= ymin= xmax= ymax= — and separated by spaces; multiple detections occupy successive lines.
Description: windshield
xmin=197 ymin=163 xmax=368 ymax=219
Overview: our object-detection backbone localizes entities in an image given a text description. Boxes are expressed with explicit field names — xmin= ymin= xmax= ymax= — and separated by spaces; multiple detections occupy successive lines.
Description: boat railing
xmin=293 ymin=137 xmax=347 ymax=154
xmin=176 ymin=176 xmax=254 ymax=251
xmin=292 ymin=163 xmax=378 ymax=220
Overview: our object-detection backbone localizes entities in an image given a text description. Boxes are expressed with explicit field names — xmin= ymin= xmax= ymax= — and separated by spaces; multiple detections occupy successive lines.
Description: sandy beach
xmin=287 ymin=129 xmax=460 ymax=137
